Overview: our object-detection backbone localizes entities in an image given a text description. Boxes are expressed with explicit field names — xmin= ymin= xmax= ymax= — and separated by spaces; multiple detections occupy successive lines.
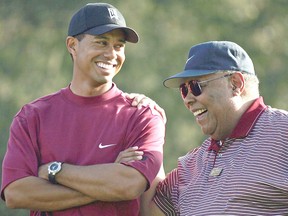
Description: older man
xmin=142 ymin=41 xmax=288 ymax=215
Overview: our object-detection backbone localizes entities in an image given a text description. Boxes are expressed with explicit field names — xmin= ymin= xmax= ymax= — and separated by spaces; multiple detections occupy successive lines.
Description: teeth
xmin=97 ymin=62 xmax=115 ymax=69
xmin=193 ymin=109 xmax=207 ymax=116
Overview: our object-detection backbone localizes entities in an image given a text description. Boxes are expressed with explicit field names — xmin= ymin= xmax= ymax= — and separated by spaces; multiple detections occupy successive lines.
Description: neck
xmin=212 ymin=97 xmax=257 ymax=141
xmin=70 ymin=81 xmax=113 ymax=97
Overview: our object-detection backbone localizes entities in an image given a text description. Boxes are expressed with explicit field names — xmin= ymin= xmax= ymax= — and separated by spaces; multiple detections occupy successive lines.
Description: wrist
xmin=48 ymin=161 xmax=63 ymax=184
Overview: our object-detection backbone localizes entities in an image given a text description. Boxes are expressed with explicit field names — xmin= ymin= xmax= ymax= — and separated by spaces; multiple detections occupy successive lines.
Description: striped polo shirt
xmin=154 ymin=97 xmax=288 ymax=215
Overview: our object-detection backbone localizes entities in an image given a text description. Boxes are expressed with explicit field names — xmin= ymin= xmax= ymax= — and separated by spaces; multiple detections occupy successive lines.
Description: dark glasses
xmin=179 ymin=73 xmax=233 ymax=98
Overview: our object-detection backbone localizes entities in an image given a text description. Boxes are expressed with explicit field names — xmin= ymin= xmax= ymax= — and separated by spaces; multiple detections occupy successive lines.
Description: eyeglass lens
xmin=180 ymin=80 xmax=202 ymax=98
xmin=179 ymin=73 xmax=233 ymax=99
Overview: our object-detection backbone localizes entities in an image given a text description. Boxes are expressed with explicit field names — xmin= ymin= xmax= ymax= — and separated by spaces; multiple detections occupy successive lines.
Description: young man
xmin=1 ymin=3 xmax=165 ymax=216
xmin=142 ymin=41 xmax=288 ymax=215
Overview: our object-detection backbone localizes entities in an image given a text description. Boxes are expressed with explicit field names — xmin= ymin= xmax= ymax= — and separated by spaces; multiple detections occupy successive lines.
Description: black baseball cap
xmin=68 ymin=3 xmax=139 ymax=43
xmin=163 ymin=41 xmax=255 ymax=88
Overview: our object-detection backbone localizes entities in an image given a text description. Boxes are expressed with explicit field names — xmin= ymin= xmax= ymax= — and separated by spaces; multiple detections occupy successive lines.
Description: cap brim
xmin=163 ymin=69 xmax=218 ymax=88
xmin=84 ymin=24 xmax=139 ymax=43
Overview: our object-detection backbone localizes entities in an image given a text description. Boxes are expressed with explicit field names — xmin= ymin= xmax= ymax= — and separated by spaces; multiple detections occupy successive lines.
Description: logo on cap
xmin=108 ymin=8 xmax=119 ymax=20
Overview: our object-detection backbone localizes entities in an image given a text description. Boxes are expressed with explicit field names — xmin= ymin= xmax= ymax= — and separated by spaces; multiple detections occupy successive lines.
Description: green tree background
xmin=0 ymin=0 xmax=287 ymax=215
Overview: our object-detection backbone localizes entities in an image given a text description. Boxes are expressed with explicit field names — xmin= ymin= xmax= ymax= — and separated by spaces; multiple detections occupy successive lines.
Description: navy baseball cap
xmin=68 ymin=3 xmax=139 ymax=43
xmin=163 ymin=41 xmax=255 ymax=88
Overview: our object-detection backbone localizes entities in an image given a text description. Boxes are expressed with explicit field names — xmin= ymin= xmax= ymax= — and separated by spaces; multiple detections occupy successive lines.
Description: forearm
xmin=4 ymin=176 xmax=95 ymax=211
xmin=140 ymin=164 xmax=165 ymax=216
xmin=149 ymin=201 xmax=166 ymax=216
xmin=55 ymin=163 xmax=147 ymax=201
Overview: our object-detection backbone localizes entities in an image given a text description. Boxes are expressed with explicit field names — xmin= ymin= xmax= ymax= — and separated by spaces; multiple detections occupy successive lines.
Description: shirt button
xmin=218 ymin=153 xmax=222 ymax=157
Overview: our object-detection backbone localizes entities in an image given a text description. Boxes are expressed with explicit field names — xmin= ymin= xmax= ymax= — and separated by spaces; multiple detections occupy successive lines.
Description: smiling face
xmin=67 ymin=29 xmax=126 ymax=96
xmin=182 ymin=72 xmax=241 ymax=140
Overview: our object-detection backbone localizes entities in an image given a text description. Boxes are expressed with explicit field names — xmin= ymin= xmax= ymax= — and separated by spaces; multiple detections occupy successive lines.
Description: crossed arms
xmin=3 ymin=95 xmax=166 ymax=214
xmin=4 ymin=147 xmax=165 ymax=215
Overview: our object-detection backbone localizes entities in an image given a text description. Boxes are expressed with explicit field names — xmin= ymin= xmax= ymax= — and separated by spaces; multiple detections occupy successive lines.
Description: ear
xmin=230 ymin=72 xmax=245 ymax=95
xmin=66 ymin=36 xmax=77 ymax=56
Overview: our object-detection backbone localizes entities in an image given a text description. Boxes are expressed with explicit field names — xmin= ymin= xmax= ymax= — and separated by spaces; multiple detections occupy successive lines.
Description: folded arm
xmin=39 ymin=162 xmax=148 ymax=201
xmin=4 ymin=147 xmax=146 ymax=211
xmin=4 ymin=176 xmax=95 ymax=211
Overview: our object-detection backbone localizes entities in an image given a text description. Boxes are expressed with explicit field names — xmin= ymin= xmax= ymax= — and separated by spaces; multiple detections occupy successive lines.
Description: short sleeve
xmin=121 ymin=106 xmax=165 ymax=189
xmin=153 ymin=169 xmax=179 ymax=215
xmin=1 ymin=108 xmax=40 ymax=200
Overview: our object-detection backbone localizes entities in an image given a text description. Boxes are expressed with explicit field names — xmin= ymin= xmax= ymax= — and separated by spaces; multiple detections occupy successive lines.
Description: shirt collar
xmin=208 ymin=97 xmax=267 ymax=152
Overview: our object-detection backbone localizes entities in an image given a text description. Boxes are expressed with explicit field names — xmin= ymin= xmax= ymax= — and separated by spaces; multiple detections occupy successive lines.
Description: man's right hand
xmin=114 ymin=146 xmax=144 ymax=163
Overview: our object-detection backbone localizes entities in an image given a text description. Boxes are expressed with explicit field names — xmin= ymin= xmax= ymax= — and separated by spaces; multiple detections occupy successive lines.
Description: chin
xmin=201 ymin=129 xmax=209 ymax=136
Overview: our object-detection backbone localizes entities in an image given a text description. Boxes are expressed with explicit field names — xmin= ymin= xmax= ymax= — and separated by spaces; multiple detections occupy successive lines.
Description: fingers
xmin=147 ymin=102 xmax=167 ymax=124
xmin=132 ymin=95 xmax=147 ymax=107
xmin=114 ymin=146 xmax=144 ymax=163
xmin=151 ymin=105 xmax=167 ymax=124
xmin=124 ymin=92 xmax=147 ymax=107
xmin=124 ymin=92 xmax=167 ymax=124
xmin=137 ymin=98 xmax=155 ymax=109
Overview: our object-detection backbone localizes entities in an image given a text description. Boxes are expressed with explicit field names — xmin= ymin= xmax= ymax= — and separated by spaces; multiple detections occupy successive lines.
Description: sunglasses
xmin=179 ymin=73 xmax=233 ymax=98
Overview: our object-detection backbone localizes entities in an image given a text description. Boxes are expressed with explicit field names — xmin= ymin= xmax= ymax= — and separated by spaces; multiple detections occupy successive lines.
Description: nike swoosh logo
xmin=99 ymin=143 xmax=117 ymax=149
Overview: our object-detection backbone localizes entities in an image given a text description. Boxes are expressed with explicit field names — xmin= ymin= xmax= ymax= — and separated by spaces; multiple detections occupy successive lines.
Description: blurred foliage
xmin=0 ymin=0 xmax=287 ymax=215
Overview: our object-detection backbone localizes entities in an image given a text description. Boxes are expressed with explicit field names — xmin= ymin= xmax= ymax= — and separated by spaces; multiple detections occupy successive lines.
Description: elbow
xmin=4 ymin=188 xmax=21 ymax=209
xmin=124 ymin=173 xmax=148 ymax=200
xmin=122 ymin=188 xmax=144 ymax=200
xmin=88 ymin=185 xmax=145 ymax=201
xmin=5 ymin=199 xmax=18 ymax=209
xmin=117 ymin=189 xmax=142 ymax=200
xmin=118 ymin=180 xmax=147 ymax=200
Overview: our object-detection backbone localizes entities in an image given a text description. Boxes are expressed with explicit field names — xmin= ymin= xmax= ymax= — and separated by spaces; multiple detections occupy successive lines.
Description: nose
xmin=104 ymin=45 xmax=117 ymax=59
xmin=183 ymin=93 xmax=196 ymax=109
